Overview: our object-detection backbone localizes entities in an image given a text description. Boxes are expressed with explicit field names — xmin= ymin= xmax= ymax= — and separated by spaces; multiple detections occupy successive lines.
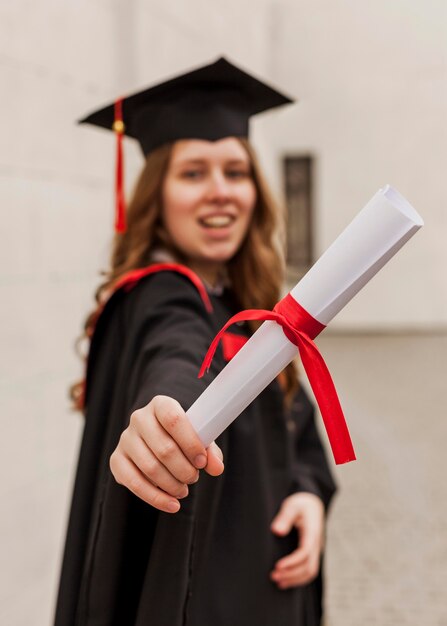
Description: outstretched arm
xmin=109 ymin=272 xmax=227 ymax=512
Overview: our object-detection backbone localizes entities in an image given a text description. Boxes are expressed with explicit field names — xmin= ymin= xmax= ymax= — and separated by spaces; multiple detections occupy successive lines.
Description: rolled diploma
xmin=187 ymin=185 xmax=424 ymax=447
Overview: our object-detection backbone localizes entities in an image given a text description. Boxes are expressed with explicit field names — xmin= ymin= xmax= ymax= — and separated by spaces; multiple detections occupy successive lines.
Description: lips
xmin=198 ymin=214 xmax=236 ymax=228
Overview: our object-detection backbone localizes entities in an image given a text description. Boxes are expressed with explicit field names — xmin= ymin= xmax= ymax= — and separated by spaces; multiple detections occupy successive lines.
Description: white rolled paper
xmin=186 ymin=185 xmax=423 ymax=447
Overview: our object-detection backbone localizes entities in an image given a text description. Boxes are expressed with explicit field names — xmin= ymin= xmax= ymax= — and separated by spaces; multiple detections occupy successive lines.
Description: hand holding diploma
xmin=110 ymin=396 xmax=224 ymax=514
xmin=188 ymin=185 xmax=424 ymax=464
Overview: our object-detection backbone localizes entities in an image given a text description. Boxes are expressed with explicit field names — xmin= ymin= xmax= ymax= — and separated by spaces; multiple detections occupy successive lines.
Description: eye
xmin=225 ymin=169 xmax=250 ymax=179
xmin=181 ymin=170 xmax=205 ymax=180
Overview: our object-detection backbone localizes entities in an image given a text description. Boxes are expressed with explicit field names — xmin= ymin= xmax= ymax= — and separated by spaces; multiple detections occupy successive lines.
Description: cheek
xmin=161 ymin=182 xmax=206 ymax=257
xmin=162 ymin=182 xmax=201 ymax=235
xmin=163 ymin=181 xmax=199 ymax=215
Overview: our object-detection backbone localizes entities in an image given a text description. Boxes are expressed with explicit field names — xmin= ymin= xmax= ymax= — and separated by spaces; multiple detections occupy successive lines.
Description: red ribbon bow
xmin=199 ymin=293 xmax=356 ymax=465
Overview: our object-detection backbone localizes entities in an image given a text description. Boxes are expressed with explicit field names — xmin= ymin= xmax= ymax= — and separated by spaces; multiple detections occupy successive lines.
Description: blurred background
xmin=0 ymin=1 xmax=445 ymax=624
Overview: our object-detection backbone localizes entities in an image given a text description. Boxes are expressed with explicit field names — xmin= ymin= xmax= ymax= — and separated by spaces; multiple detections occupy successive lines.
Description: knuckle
xmin=149 ymin=395 xmax=163 ymax=416
xmin=141 ymin=457 xmax=158 ymax=478
xmin=127 ymin=474 xmax=143 ymax=495
xmin=158 ymin=440 xmax=176 ymax=460
xmin=163 ymin=408 xmax=182 ymax=430
xmin=109 ymin=452 xmax=119 ymax=480
xmin=118 ymin=429 xmax=130 ymax=449
xmin=130 ymin=409 xmax=143 ymax=427
xmin=152 ymin=394 xmax=166 ymax=406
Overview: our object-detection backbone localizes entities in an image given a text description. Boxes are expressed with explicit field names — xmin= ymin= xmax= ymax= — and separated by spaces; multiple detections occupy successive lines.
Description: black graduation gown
xmin=54 ymin=269 xmax=336 ymax=626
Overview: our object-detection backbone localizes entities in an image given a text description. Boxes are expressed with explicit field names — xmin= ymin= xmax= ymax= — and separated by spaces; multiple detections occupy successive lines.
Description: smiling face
xmin=161 ymin=138 xmax=257 ymax=284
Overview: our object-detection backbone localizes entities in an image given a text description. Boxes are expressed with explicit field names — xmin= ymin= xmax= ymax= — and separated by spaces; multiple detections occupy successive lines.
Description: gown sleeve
xmin=123 ymin=271 xmax=224 ymax=415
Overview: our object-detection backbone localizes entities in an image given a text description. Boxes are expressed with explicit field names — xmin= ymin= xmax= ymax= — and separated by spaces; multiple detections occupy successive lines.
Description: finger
xmin=152 ymin=396 xmax=208 ymax=469
xmin=271 ymin=559 xmax=320 ymax=588
xmin=110 ymin=452 xmax=181 ymax=513
xmin=131 ymin=404 xmax=200 ymax=484
xmin=270 ymin=498 xmax=300 ymax=536
xmin=274 ymin=520 xmax=321 ymax=572
xmin=122 ymin=429 xmax=189 ymax=499
xmin=294 ymin=514 xmax=322 ymax=559
xmin=204 ymin=441 xmax=225 ymax=477
xmin=142 ymin=418 xmax=200 ymax=484
xmin=274 ymin=547 xmax=309 ymax=571
xmin=209 ymin=441 xmax=224 ymax=461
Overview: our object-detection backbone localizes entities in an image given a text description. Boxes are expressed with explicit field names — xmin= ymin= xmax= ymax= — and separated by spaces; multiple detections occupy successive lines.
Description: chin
xmin=205 ymin=239 xmax=244 ymax=262
xmin=205 ymin=249 xmax=238 ymax=264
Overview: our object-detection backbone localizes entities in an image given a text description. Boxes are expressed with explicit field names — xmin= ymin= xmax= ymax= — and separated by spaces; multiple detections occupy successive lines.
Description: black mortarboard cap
xmin=79 ymin=56 xmax=294 ymax=154
xmin=79 ymin=57 xmax=295 ymax=232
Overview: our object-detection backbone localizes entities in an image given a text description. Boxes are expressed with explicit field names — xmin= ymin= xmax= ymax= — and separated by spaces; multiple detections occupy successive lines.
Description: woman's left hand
xmin=269 ymin=492 xmax=325 ymax=589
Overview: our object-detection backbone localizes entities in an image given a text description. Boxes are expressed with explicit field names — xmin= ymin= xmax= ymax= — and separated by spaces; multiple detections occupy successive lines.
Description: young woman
xmin=54 ymin=58 xmax=336 ymax=626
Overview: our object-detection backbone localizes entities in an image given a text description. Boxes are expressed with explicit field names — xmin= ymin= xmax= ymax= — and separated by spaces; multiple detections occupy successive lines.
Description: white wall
xmin=0 ymin=1 xmax=275 ymax=624
xmin=258 ymin=0 xmax=447 ymax=330
xmin=0 ymin=1 xmax=445 ymax=624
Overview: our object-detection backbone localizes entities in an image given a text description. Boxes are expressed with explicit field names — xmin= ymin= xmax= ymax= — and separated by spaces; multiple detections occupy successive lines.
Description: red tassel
xmin=113 ymin=98 xmax=126 ymax=233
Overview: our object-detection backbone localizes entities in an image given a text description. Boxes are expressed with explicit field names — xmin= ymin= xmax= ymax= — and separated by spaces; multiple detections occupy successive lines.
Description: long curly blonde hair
xmin=71 ymin=138 xmax=298 ymax=411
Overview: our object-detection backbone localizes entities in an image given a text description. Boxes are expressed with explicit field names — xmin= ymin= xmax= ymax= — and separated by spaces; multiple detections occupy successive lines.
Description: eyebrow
xmin=174 ymin=158 xmax=250 ymax=167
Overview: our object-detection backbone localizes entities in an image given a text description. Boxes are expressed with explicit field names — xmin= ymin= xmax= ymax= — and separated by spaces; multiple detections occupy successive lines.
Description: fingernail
xmin=167 ymin=501 xmax=180 ymax=513
xmin=179 ymin=486 xmax=189 ymax=498
xmin=194 ymin=454 xmax=207 ymax=468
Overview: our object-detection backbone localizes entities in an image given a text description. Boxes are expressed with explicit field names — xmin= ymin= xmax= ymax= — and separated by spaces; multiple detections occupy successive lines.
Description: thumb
xmin=270 ymin=498 xmax=298 ymax=536
xmin=204 ymin=441 xmax=225 ymax=477
xmin=209 ymin=441 xmax=223 ymax=461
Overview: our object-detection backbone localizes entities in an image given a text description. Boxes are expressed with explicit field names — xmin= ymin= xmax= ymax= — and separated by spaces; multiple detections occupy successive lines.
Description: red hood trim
xmin=113 ymin=263 xmax=213 ymax=312
xmin=86 ymin=263 xmax=213 ymax=341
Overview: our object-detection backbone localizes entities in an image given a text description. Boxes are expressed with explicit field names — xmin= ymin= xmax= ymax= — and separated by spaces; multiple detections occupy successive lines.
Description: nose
xmin=206 ymin=170 xmax=231 ymax=204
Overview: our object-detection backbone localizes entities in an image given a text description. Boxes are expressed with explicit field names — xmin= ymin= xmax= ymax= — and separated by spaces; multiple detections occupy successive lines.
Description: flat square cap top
xmin=79 ymin=57 xmax=294 ymax=154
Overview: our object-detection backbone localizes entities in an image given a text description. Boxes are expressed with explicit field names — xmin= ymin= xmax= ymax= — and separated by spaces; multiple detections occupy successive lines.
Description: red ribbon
xmin=114 ymin=98 xmax=126 ymax=233
xmin=221 ymin=332 xmax=248 ymax=362
xmin=199 ymin=293 xmax=356 ymax=465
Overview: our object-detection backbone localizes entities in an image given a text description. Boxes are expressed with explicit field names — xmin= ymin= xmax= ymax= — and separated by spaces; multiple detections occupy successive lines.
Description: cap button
xmin=113 ymin=120 xmax=125 ymax=134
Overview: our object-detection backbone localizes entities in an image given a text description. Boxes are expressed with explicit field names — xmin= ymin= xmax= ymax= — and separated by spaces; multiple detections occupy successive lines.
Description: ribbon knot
xmin=198 ymin=293 xmax=356 ymax=465
xmin=273 ymin=293 xmax=326 ymax=343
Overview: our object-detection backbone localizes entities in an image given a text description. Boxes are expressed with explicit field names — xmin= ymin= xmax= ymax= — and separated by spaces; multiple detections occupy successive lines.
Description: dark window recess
xmin=283 ymin=156 xmax=313 ymax=279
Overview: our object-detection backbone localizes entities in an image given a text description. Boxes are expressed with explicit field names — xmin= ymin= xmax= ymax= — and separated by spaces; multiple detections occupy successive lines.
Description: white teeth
xmin=200 ymin=215 xmax=233 ymax=227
